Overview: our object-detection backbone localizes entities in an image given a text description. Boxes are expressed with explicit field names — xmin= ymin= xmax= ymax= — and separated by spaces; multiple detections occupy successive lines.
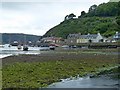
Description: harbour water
xmin=48 ymin=75 xmax=119 ymax=88
xmin=0 ymin=44 xmax=49 ymax=58
xmin=0 ymin=44 xmax=119 ymax=59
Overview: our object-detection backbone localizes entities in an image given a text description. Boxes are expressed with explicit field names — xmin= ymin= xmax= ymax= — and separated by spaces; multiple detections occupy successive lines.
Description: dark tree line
xmin=65 ymin=2 xmax=120 ymax=20
xmin=64 ymin=13 xmax=76 ymax=20
xmin=78 ymin=2 xmax=120 ymax=18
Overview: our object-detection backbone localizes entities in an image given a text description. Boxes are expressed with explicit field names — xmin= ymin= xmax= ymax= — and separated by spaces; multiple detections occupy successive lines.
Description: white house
xmin=67 ymin=33 xmax=104 ymax=44
xmin=77 ymin=33 xmax=104 ymax=43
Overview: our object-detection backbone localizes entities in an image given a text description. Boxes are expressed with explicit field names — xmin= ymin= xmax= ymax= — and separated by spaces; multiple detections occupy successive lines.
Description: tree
xmin=116 ymin=16 xmax=120 ymax=29
xmin=116 ymin=16 xmax=120 ymax=25
xmin=118 ymin=1 xmax=120 ymax=15
xmin=87 ymin=4 xmax=97 ymax=16
xmin=81 ymin=11 xmax=86 ymax=17
xmin=99 ymin=39 xmax=104 ymax=42
xmin=68 ymin=13 xmax=76 ymax=19
xmin=81 ymin=11 xmax=86 ymax=15
xmin=89 ymin=39 xmax=92 ymax=43
xmin=89 ymin=4 xmax=97 ymax=12
xmin=64 ymin=15 xmax=69 ymax=20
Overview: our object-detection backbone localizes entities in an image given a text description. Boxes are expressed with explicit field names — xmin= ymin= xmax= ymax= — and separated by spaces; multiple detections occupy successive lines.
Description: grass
xmin=94 ymin=65 xmax=120 ymax=79
xmin=2 ymin=57 xmax=118 ymax=88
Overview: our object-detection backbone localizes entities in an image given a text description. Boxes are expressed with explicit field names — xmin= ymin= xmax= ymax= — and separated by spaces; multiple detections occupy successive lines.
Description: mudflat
xmin=2 ymin=49 xmax=119 ymax=88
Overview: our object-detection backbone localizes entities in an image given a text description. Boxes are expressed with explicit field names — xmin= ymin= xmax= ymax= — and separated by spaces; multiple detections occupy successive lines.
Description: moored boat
xmin=49 ymin=46 xmax=55 ymax=50
xmin=23 ymin=45 xmax=28 ymax=51
xmin=17 ymin=45 xmax=22 ymax=50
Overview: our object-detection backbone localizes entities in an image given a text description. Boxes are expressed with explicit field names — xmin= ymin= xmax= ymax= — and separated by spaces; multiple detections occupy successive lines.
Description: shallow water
xmin=48 ymin=75 xmax=119 ymax=88
xmin=48 ymin=66 xmax=119 ymax=88
xmin=0 ymin=44 xmax=49 ymax=58
xmin=0 ymin=44 xmax=119 ymax=59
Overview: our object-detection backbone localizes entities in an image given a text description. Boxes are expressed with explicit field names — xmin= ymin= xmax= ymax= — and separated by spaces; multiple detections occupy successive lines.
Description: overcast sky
xmin=0 ymin=0 xmax=109 ymax=36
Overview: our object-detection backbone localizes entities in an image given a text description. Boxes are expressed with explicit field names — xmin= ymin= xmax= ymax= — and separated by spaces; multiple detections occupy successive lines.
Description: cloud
xmin=0 ymin=0 xmax=109 ymax=35
xmin=1 ymin=0 xmax=109 ymax=3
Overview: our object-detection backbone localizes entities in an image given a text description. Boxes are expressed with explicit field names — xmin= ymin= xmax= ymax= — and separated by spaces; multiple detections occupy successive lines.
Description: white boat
xmin=0 ymin=45 xmax=4 ymax=48
xmin=61 ymin=45 xmax=69 ymax=48
xmin=17 ymin=45 xmax=22 ymax=50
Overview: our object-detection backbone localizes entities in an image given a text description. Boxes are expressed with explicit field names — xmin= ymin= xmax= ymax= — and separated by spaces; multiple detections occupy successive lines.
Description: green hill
xmin=44 ymin=2 xmax=120 ymax=38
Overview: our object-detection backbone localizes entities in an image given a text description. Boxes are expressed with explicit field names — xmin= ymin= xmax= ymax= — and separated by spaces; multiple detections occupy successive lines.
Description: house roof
xmin=68 ymin=33 xmax=99 ymax=39
xmin=68 ymin=34 xmax=80 ymax=38
xmin=79 ymin=34 xmax=98 ymax=39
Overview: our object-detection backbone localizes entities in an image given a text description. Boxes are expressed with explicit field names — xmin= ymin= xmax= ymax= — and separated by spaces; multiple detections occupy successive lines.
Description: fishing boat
xmin=23 ymin=45 xmax=28 ymax=51
xmin=23 ymin=35 xmax=29 ymax=51
xmin=49 ymin=45 xmax=55 ymax=50
xmin=11 ymin=41 xmax=19 ymax=46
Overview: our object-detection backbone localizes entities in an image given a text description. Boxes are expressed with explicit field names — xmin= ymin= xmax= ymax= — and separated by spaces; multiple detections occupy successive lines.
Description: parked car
xmin=61 ymin=45 xmax=69 ymax=48
xmin=70 ymin=45 xmax=77 ymax=48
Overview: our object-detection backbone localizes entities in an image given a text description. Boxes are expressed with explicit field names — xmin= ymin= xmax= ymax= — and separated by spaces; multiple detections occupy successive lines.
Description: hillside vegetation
xmin=44 ymin=2 xmax=120 ymax=38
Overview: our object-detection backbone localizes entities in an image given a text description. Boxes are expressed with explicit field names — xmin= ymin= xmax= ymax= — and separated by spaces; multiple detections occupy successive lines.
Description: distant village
xmin=7 ymin=31 xmax=120 ymax=49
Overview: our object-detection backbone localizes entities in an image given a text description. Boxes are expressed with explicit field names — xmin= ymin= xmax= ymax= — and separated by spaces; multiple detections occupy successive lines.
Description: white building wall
xmin=91 ymin=39 xmax=98 ymax=43
xmin=96 ymin=33 xmax=104 ymax=42
xmin=77 ymin=39 xmax=89 ymax=43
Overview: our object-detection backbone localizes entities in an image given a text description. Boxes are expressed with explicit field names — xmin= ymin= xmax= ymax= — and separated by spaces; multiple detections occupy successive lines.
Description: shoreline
xmin=47 ymin=65 xmax=119 ymax=88
xmin=2 ymin=48 xmax=119 ymax=65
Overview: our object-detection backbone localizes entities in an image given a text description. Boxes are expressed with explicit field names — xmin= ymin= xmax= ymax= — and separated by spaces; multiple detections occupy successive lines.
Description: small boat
xmin=8 ymin=44 xmax=11 ymax=47
xmin=23 ymin=45 xmax=28 ymax=51
xmin=11 ymin=41 xmax=19 ymax=46
xmin=17 ymin=45 xmax=22 ymax=50
xmin=23 ymin=34 xmax=29 ymax=51
xmin=61 ymin=45 xmax=69 ymax=48
xmin=49 ymin=46 xmax=55 ymax=50
xmin=0 ymin=45 xmax=4 ymax=48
